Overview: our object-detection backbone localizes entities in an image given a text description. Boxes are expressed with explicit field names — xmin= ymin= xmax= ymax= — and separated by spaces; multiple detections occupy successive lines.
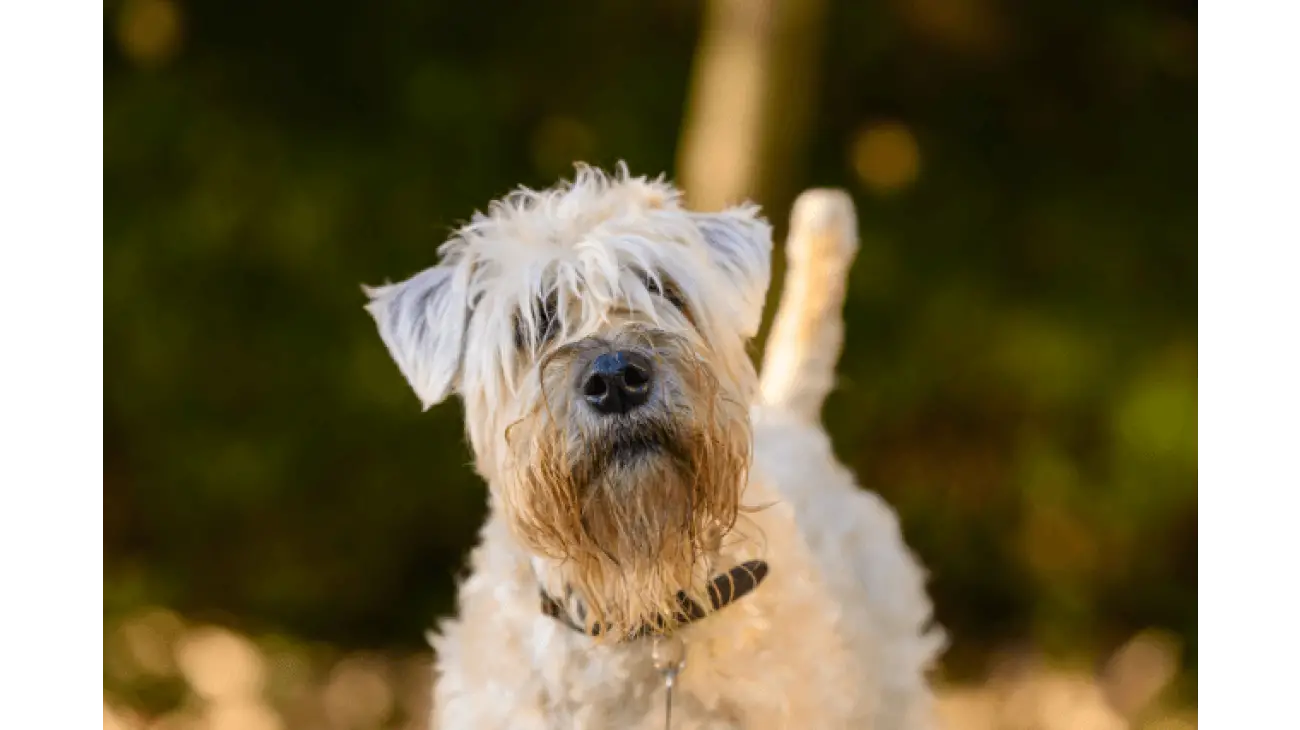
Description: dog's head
xmin=365 ymin=164 xmax=772 ymax=635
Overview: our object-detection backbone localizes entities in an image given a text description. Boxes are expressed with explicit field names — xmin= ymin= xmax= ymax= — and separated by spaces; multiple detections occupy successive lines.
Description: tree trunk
xmin=676 ymin=0 xmax=830 ymax=219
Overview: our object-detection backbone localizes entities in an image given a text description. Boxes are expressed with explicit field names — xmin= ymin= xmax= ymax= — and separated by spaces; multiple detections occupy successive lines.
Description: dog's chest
xmin=537 ymin=592 xmax=855 ymax=730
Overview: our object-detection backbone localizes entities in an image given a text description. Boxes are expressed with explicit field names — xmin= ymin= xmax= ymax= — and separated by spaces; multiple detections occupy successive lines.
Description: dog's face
xmin=366 ymin=166 xmax=772 ymax=635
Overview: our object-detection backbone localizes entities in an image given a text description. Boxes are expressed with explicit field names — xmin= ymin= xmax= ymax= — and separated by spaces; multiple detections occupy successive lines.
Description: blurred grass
xmin=104 ymin=0 xmax=1196 ymax=723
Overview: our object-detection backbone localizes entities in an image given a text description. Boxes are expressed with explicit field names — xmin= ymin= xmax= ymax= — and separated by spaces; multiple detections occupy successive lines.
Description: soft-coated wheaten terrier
xmin=365 ymin=165 xmax=945 ymax=729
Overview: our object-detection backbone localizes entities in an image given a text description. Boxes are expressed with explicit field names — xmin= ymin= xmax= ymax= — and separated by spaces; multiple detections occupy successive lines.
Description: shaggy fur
xmin=365 ymin=164 xmax=945 ymax=729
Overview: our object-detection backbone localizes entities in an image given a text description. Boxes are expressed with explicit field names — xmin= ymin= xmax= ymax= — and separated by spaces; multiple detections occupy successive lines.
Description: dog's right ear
xmin=363 ymin=264 xmax=468 ymax=409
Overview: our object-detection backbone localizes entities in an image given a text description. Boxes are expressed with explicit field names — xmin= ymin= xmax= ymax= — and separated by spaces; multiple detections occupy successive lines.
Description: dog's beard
xmin=500 ymin=353 xmax=751 ymax=639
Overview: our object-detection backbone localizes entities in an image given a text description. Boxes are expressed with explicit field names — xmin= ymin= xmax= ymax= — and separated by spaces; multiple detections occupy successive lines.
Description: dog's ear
xmin=692 ymin=204 xmax=773 ymax=337
xmin=364 ymin=264 xmax=468 ymax=409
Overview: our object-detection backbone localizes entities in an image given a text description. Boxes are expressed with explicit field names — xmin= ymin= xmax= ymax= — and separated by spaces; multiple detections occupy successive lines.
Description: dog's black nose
xmin=582 ymin=351 xmax=653 ymax=415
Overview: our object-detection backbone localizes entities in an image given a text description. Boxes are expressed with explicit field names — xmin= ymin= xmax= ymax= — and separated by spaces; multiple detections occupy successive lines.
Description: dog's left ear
xmin=363 ymin=264 xmax=469 ymax=410
xmin=692 ymin=204 xmax=773 ymax=337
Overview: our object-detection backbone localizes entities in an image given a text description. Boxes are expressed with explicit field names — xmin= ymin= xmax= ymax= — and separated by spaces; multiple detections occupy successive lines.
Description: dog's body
xmin=366 ymin=166 xmax=943 ymax=729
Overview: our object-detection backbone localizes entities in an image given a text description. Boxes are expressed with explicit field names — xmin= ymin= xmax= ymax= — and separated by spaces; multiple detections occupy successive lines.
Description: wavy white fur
xmin=365 ymin=165 xmax=945 ymax=729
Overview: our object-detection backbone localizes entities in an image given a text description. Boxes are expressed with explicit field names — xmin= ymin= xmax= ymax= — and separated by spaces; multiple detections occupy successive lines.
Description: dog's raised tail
xmin=758 ymin=189 xmax=860 ymax=422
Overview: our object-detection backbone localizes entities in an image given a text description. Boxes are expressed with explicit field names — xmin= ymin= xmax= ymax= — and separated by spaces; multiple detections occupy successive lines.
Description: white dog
xmin=365 ymin=165 xmax=944 ymax=729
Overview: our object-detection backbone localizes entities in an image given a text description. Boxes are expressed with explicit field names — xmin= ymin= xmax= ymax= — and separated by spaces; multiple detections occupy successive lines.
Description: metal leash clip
xmin=651 ymin=634 xmax=686 ymax=730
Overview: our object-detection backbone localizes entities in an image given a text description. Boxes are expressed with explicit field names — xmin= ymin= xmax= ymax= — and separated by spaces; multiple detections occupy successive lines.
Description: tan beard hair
xmin=499 ymin=338 xmax=753 ymax=640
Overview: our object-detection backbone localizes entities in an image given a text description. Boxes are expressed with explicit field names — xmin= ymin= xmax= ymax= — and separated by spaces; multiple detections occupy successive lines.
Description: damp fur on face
xmin=364 ymin=163 xmax=774 ymax=638
xmin=498 ymin=324 xmax=754 ymax=637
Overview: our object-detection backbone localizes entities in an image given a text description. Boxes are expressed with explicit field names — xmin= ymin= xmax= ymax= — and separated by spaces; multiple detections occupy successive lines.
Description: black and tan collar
xmin=539 ymin=560 xmax=770 ymax=640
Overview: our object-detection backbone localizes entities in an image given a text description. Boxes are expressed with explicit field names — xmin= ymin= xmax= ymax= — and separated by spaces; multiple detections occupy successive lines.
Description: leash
xmin=538 ymin=560 xmax=770 ymax=728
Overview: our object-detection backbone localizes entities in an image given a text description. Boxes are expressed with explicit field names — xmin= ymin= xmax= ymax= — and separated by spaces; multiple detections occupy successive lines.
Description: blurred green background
xmin=104 ymin=0 xmax=1195 ymax=724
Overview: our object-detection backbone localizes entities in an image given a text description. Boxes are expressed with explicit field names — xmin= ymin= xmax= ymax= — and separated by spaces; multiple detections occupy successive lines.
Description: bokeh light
xmin=851 ymin=122 xmax=922 ymax=195
xmin=115 ymin=0 xmax=182 ymax=69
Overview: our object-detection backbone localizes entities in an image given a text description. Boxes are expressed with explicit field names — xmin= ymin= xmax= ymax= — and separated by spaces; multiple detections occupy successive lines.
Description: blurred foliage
xmin=104 ymin=0 xmax=1196 ymax=709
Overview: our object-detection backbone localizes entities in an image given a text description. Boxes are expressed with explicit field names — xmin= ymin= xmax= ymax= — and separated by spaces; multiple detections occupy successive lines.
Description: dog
xmin=365 ymin=164 xmax=944 ymax=729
